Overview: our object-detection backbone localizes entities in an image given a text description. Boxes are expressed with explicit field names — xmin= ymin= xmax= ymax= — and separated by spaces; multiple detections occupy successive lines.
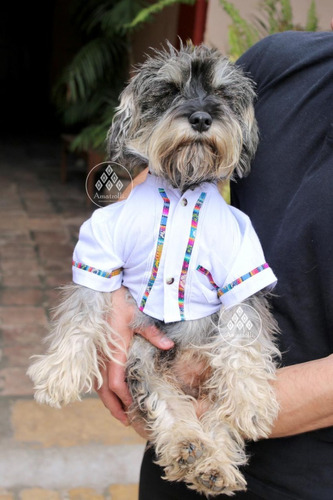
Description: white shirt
xmin=72 ymin=174 xmax=277 ymax=323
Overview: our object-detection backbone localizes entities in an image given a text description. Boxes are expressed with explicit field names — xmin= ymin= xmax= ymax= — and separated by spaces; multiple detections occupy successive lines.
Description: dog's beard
xmin=132 ymin=115 xmax=244 ymax=192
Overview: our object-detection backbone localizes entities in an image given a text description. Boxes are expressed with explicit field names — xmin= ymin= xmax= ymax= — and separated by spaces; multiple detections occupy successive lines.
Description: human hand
xmin=96 ymin=286 xmax=174 ymax=428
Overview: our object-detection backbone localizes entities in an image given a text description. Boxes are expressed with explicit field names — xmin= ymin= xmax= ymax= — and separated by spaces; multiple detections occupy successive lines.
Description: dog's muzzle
xmin=189 ymin=111 xmax=212 ymax=133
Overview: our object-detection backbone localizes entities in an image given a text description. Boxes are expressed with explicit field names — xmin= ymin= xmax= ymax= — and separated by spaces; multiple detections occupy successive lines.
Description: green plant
xmin=219 ymin=0 xmax=319 ymax=60
xmin=54 ymin=0 xmax=196 ymax=153
xmin=55 ymin=0 xmax=319 ymax=152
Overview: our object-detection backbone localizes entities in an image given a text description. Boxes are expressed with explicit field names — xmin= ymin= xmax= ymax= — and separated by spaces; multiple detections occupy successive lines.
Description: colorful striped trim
xmin=139 ymin=188 xmax=170 ymax=311
xmin=178 ymin=192 xmax=207 ymax=320
xmin=72 ymin=260 xmax=122 ymax=279
xmin=197 ymin=263 xmax=270 ymax=298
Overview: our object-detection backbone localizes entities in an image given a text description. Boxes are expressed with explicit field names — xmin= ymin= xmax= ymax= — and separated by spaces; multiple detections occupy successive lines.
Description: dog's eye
xmin=160 ymin=82 xmax=180 ymax=98
xmin=214 ymin=87 xmax=233 ymax=101
xmin=140 ymin=82 xmax=180 ymax=114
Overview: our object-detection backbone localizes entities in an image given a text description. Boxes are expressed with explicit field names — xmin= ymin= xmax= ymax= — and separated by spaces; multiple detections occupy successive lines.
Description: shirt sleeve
xmin=72 ymin=204 xmax=125 ymax=292
xmin=218 ymin=206 xmax=277 ymax=309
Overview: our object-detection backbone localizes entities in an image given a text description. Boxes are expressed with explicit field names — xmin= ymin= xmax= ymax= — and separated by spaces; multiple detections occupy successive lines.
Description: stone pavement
xmin=0 ymin=136 xmax=145 ymax=500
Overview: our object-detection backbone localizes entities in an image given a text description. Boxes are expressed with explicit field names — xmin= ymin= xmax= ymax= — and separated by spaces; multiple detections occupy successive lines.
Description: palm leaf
xmin=70 ymin=110 xmax=115 ymax=152
xmin=70 ymin=0 xmax=117 ymax=34
xmin=101 ymin=0 xmax=149 ymax=35
xmin=59 ymin=88 xmax=118 ymax=126
xmin=128 ymin=0 xmax=196 ymax=29
xmin=53 ymin=37 xmax=127 ymax=104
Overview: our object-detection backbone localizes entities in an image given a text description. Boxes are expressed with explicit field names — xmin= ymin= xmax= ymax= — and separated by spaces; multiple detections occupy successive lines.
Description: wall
xmin=131 ymin=4 xmax=180 ymax=66
xmin=204 ymin=0 xmax=333 ymax=54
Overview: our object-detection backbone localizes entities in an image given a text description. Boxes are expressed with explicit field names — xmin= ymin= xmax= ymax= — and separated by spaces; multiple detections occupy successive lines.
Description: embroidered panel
xmin=197 ymin=263 xmax=270 ymax=298
xmin=72 ymin=261 xmax=122 ymax=279
xmin=178 ymin=192 xmax=207 ymax=320
xmin=139 ymin=188 xmax=170 ymax=311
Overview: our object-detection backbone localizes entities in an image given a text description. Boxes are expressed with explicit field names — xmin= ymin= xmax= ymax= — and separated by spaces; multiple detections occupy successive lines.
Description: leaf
xmin=280 ymin=0 xmax=293 ymax=29
xmin=69 ymin=112 xmax=115 ymax=152
xmin=219 ymin=0 xmax=260 ymax=58
xmin=128 ymin=0 xmax=196 ymax=29
xmin=220 ymin=0 xmax=319 ymax=57
xmin=306 ymin=0 xmax=319 ymax=31
xmin=60 ymin=88 xmax=118 ymax=126
xmin=53 ymin=37 xmax=127 ymax=104
xmin=101 ymin=0 xmax=148 ymax=35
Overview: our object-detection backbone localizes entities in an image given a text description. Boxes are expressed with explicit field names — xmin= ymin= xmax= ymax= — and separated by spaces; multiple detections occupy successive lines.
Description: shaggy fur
xmin=28 ymin=43 xmax=280 ymax=497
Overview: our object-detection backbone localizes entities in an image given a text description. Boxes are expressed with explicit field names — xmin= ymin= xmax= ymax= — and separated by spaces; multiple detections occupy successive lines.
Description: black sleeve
xmin=231 ymin=31 xmax=333 ymax=363
xmin=229 ymin=31 xmax=333 ymax=500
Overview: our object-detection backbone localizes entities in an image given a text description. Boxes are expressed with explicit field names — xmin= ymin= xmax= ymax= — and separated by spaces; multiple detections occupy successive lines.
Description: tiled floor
xmin=0 ymin=135 xmax=145 ymax=499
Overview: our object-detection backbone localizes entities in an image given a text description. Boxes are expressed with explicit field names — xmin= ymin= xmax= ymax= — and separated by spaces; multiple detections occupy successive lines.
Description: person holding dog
xmin=97 ymin=29 xmax=333 ymax=500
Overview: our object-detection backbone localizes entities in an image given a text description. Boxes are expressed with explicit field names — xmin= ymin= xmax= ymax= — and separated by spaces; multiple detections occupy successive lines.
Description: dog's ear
xmin=236 ymin=104 xmax=259 ymax=179
xmin=107 ymin=84 xmax=137 ymax=163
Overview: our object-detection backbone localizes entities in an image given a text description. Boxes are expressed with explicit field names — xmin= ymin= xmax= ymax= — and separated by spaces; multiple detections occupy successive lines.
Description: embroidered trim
xmin=139 ymin=188 xmax=170 ymax=311
xmin=197 ymin=263 xmax=270 ymax=298
xmin=72 ymin=260 xmax=122 ymax=279
xmin=178 ymin=192 xmax=207 ymax=320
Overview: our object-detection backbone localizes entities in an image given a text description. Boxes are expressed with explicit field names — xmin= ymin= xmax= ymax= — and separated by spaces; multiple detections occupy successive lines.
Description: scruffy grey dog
xmin=28 ymin=44 xmax=280 ymax=496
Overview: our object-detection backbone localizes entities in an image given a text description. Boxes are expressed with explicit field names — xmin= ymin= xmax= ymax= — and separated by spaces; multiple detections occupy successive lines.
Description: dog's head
xmin=107 ymin=43 xmax=258 ymax=191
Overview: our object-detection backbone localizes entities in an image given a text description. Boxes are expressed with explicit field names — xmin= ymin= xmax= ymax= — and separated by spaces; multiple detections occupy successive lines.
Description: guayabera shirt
xmin=72 ymin=173 xmax=276 ymax=322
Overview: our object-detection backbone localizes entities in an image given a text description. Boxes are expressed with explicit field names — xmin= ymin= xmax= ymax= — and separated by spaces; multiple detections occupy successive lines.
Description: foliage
xmin=128 ymin=0 xmax=195 ymax=29
xmin=55 ymin=0 xmax=319 ymax=152
xmin=219 ymin=0 xmax=319 ymax=60
xmin=54 ymin=0 xmax=195 ymax=153
xmin=219 ymin=0 xmax=260 ymax=60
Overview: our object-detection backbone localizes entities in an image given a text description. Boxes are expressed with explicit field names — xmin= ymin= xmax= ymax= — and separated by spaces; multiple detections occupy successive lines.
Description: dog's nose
xmin=188 ymin=111 xmax=212 ymax=132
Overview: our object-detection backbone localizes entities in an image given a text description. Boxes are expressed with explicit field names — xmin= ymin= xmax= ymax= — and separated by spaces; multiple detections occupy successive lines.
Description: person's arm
xmin=270 ymin=355 xmax=333 ymax=438
xmin=97 ymin=287 xmax=333 ymax=438
xmin=96 ymin=286 xmax=174 ymax=427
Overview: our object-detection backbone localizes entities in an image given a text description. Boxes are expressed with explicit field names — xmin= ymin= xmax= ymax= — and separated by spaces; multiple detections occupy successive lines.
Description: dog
xmin=28 ymin=43 xmax=280 ymax=496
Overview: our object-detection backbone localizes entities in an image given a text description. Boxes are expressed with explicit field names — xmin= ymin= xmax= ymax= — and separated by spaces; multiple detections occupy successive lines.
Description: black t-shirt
xmin=232 ymin=31 xmax=333 ymax=500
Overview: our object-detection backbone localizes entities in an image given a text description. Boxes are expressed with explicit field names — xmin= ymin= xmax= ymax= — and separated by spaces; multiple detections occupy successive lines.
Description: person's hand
xmin=96 ymin=286 xmax=174 ymax=428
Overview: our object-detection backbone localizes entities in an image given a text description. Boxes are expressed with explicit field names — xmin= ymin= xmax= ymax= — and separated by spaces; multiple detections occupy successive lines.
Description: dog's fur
xmin=28 ymin=44 xmax=280 ymax=497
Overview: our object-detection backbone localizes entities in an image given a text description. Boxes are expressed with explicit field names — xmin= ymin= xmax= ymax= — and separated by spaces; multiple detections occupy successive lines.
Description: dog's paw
xmin=158 ymin=437 xmax=207 ymax=481
xmin=177 ymin=440 xmax=204 ymax=468
xmin=197 ymin=469 xmax=225 ymax=494
xmin=189 ymin=460 xmax=247 ymax=497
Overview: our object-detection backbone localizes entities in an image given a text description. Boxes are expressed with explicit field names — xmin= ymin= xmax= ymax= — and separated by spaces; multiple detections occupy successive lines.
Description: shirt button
xmin=166 ymin=277 xmax=174 ymax=285
xmin=181 ymin=198 xmax=188 ymax=206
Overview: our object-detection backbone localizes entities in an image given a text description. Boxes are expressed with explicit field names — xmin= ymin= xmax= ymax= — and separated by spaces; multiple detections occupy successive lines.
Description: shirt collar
xmin=146 ymin=172 xmax=217 ymax=198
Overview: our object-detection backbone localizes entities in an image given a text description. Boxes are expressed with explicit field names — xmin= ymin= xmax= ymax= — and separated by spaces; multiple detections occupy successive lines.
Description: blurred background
xmin=0 ymin=1 xmax=331 ymax=499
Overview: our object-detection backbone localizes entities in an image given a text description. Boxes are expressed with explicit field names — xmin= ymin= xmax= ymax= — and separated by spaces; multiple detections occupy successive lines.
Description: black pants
xmin=139 ymin=446 xmax=263 ymax=500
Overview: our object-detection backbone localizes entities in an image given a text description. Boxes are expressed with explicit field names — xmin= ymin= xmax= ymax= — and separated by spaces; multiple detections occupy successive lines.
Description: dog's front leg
xmin=27 ymin=285 xmax=121 ymax=407
xmin=207 ymin=296 xmax=280 ymax=441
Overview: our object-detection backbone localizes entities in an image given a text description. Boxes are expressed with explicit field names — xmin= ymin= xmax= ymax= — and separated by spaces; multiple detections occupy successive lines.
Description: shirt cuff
xmin=219 ymin=266 xmax=277 ymax=309
xmin=72 ymin=262 xmax=123 ymax=292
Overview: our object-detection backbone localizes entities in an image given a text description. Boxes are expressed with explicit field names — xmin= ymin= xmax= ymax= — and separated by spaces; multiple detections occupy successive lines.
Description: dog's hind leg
xmin=188 ymin=416 xmax=247 ymax=496
xmin=27 ymin=285 xmax=121 ymax=407
xmin=127 ymin=336 xmax=215 ymax=484
xmin=127 ymin=336 xmax=245 ymax=496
